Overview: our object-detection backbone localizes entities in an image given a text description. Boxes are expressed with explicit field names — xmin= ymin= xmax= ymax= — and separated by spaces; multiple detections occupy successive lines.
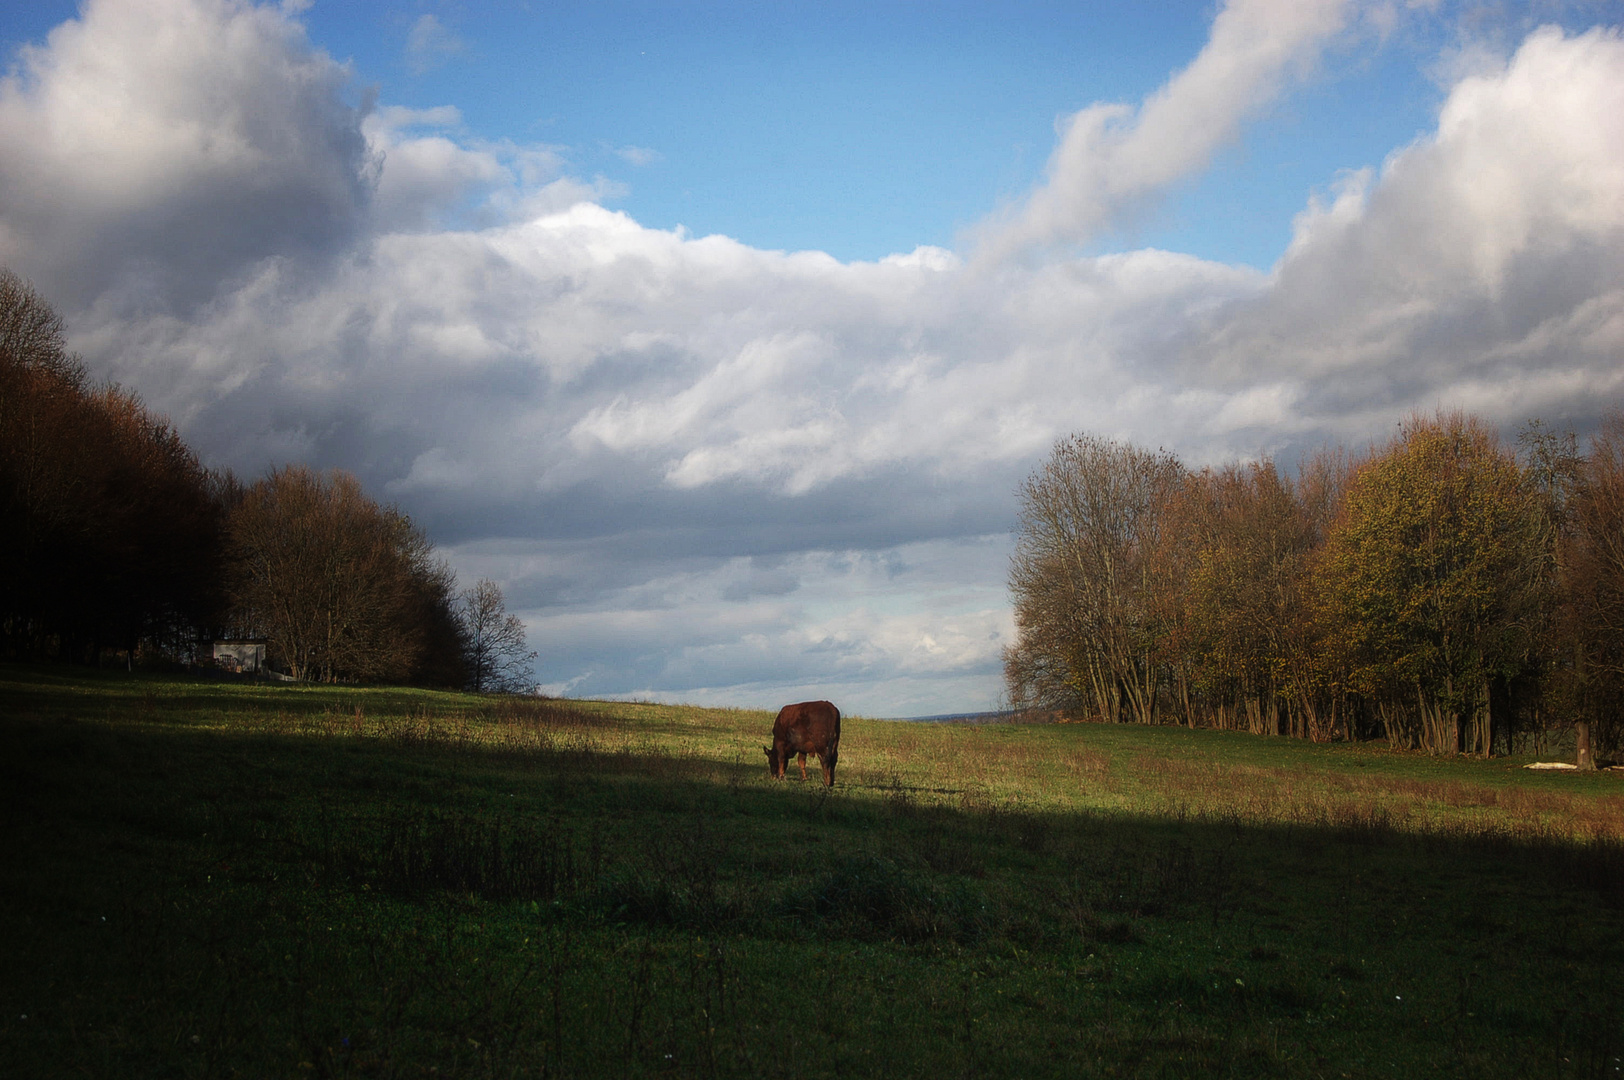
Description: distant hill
xmin=890 ymin=709 xmax=1052 ymax=724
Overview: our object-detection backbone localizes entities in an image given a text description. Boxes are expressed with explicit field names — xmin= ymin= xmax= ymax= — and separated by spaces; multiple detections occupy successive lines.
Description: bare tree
xmin=228 ymin=466 xmax=448 ymax=683
xmin=0 ymin=268 xmax=82 ymax=385
xmin=458 ymin=578 xmax=537 ymax=694
xmin=1005 ymin=433 xmax=1184 ymax=722
xmin=1549 ymin=412 xmax=1624 ymax=767
xmin=1177 ymin=460 xmax=1322 ymax=737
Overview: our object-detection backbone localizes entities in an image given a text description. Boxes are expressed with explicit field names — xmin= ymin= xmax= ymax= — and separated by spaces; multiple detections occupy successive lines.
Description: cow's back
xmin=774 ymin=700 xmax=840 ymax=752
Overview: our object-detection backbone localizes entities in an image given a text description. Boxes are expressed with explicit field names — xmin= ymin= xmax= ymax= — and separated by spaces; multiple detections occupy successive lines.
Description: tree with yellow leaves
xmin=1317 ymin=413 xmax=1543 ymax=755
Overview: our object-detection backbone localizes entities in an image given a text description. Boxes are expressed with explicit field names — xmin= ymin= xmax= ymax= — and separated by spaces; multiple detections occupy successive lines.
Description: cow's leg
xmin=823 ymin=749 xmax=836 ymax=786
xmin=797 ymin=752 xmax=808 ymax=780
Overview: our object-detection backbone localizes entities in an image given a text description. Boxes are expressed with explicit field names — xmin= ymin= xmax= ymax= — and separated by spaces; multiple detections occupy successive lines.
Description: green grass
xmin=3 ymin=663 xmax=1622 ymax=1078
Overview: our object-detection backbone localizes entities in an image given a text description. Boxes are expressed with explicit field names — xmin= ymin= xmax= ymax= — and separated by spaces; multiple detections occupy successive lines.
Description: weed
xmin=775 ymin=854 xmax=989 ymax=943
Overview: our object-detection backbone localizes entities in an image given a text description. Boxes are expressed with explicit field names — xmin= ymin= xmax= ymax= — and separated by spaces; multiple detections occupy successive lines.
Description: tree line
xmin=1005 ymin=411 xmax=1624 ymax=765
xmin=0 ymin=269 xmax=534 ymax=691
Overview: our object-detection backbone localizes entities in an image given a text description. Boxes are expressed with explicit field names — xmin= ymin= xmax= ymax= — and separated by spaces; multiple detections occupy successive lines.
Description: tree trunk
xmin=1576 ymin=721 xmax=1597 ymax=771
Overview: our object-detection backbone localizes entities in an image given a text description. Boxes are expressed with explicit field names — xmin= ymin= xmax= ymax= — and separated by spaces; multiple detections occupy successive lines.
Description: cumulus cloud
xmin=360 ymin=106 xmax=598 ymax=232
xmin=1 ymin=0 xmax=1621 ymax=713
xmin=1199 ymin=25 xmax=1624 ymax=436
xmin=0 ymin=0 xmax=373 ymax=312
xmin=0 ymin=0 xmax=597 ymax=311
xmin=977 ymin=0 xmax=1354 ymax=259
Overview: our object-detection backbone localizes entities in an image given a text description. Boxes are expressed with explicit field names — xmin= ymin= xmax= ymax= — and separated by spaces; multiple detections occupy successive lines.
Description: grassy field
xmin=2 ymin=664 xmax=1622 ymax=1078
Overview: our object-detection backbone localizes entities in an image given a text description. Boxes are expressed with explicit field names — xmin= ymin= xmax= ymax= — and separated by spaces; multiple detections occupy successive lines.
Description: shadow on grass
xmin=5 ymin=691 xmax=1624 ymax=1078
xmin=8 ymin=702 xmax=1624 ymax=918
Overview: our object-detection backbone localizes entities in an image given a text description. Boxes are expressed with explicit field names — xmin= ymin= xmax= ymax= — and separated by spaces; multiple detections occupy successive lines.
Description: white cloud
xmin=612 ymin=145 xmax=662 ymax=167
xmin=0 ymin=0 xmax=372 ymax=312
xmin=1199 ymin=25 xmax=1624 ymax=436
xmin=405 ymin=14 xmax=467 ymax=76
xmin=489 ymin=537 xmax=1016 ymax=715
xmin=360 ymin=105 xmax=597 ymax=232
xmin=977 ymin=0 xmax=1354 ymax=259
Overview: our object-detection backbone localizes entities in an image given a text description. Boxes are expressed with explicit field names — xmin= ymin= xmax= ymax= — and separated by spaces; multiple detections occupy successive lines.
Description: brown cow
xmin=763 ymin=700 xmax=841 ymax=786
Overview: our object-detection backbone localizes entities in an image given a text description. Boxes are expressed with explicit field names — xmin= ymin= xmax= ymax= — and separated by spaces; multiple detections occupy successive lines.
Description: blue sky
xmin=1 ymin=0 xmax=1469 ymax=266
xmin=327 ymin=1 xmax=1451 ymax=265
xmin=2 ymin=0 xmax=1622 ymax=715
xmin=339 ymin=1 xmax=1231 ymax=259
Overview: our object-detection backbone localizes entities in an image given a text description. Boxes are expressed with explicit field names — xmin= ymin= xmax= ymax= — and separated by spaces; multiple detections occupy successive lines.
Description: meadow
xmin=2 ymin=665 xmax=1622 ymax=1078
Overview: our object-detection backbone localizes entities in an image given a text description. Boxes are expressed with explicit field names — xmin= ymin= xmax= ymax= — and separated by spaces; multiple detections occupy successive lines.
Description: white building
xmin=213 ymin=640 xmax=266 ymax=674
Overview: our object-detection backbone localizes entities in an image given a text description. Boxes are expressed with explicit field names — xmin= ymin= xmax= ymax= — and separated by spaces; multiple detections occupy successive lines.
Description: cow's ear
xmin=762 ymin=745 xmax=772 ymax=755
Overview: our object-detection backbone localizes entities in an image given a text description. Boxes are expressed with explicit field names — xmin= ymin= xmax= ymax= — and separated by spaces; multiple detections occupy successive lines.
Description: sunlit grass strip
xmin=5 ymin=663 xmax=1619 ymax=845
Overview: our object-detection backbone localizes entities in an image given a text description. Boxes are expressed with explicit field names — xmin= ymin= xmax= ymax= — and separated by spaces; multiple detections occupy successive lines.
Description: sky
xmin=1 ymin=0 xmax=1621 ymax=717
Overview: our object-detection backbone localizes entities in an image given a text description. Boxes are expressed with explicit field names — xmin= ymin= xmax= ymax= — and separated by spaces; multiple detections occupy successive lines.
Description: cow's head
xmin=763 ymin=744 xmax=782 ymax=779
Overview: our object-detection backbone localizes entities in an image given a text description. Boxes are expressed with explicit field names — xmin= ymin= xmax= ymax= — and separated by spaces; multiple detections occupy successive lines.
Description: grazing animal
xmin=763 ymin=700 xmax=841 ymax=786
